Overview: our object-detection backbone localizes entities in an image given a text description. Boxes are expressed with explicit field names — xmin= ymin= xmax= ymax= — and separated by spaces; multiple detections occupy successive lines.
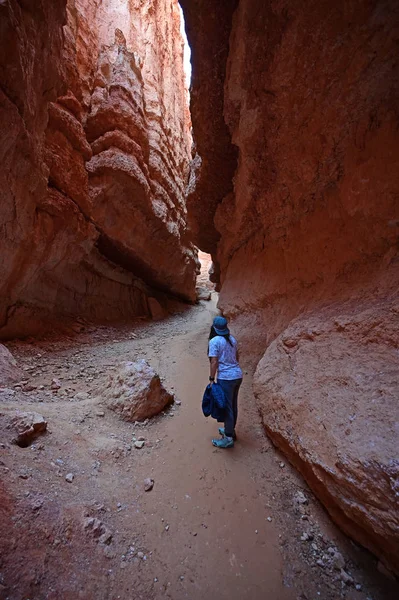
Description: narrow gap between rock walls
xmin=178 ymin=3 xmax=192 ymax=90
xmin=196 ymin=251 xmax=215 ymax=302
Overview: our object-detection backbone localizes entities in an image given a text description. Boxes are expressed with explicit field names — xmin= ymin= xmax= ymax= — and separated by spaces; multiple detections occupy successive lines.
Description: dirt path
xmin=0 ymin=296 xmax=397 ymax=600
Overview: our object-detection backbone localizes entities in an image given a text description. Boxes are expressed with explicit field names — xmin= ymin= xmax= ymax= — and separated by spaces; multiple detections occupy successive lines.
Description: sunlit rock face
xmin=0 ymin=0 xmax=196 ymax=339
xmin=183 ymin=0 xmax=399 ymax=573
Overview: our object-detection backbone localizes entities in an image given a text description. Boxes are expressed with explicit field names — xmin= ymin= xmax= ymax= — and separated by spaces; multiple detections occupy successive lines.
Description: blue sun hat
xmin=213 ymin=316 xmax=230 ymax=335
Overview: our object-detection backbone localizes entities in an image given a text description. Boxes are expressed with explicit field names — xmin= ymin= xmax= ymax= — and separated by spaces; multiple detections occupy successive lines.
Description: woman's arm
xmin=209 ymin=356 xmax=218 ymax=382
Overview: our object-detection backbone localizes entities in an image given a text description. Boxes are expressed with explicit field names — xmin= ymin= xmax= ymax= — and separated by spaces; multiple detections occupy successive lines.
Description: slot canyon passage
xmin=0 ymin=0 xmax=398 ymax=598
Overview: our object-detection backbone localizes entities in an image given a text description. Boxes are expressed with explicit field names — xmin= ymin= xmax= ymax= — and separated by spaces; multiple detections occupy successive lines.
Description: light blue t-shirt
xmin=208 ymin=335 xmax=243 ymax=381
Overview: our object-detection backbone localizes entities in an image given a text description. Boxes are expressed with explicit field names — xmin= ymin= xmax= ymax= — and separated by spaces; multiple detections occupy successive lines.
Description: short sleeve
xmin=208 ymin=337 xmax=219 ymax=357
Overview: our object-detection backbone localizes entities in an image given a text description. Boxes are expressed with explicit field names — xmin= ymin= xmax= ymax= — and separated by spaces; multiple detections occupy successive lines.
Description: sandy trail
xmin=0 ymin=295 xmax=397 ymax=600
xmin=134 ymin=295 xmax=290 ymax=600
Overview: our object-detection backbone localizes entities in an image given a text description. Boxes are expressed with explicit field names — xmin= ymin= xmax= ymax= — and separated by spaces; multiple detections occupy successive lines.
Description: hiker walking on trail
xmin=208 ymin=316 xmax=243 ymax=448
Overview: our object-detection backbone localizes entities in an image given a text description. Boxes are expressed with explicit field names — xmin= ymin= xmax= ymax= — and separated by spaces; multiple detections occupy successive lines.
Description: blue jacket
xmin=202 ymin=383 xmax=226 ymax=422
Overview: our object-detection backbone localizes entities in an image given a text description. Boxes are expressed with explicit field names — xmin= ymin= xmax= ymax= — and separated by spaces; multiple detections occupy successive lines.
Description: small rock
xmin=99 ymin=531 xmax=113 ymax=545
xmin=137 ymin=436 xmax=146 ymax=441
xmin=51 ymin=378 xmax=61 ymax=390
xmin=331 ymin=551 xmax=345 ymax=570
xmin=300 ymin=532 xmax=313 ymax=541
xmin=294 ymin=491 xmax=308 ymax=505
xmin=316 ymin=559 xmax=324 ymax=568
xmin=96 ymin=411 xmax=105 ymax=417
xmin=23 ymin=384 xmax=37 ymax=392
xmin=137 ymin=551 xmax=144 ymax=559
xmin=165 ymin=525 xmax=169 ymax=531
xmin=282 ymin=338 xmax=298 ymax=349
xmin=340 ymin=569 xmax=354 ymax=586
xmin=196 ymin=286 xmax=211 ymax=301
xmin=83 ymin=517 xmax=105 ymax=536
xmin=267 ymin=517 xmax=272 ymax=522
xmin=31 ymin=497 xmax=44 ymax=511
xmin=74 ymin=392 xmax=89 ymax=401
xmin=293 ymin=565 xmax=302 ymax=574
xmin=279 ymin=462 xmax=285 ymax=468
xmin=175 ymin=400 xmax=181 ymax=405
xmin=355 ymin=584 xmax=362 ymax=591
xmin=65 ymin=473 xmax=74 ymax=483
xmin=144 ymin=478 xmax=154 ymax=492
xmin=103 ymin=546 xmax=116 ymax=559
xmin=134 ymin=440 xmax=145 ymax=449
xmin=83 ymin=517 xmax=95 ymax=529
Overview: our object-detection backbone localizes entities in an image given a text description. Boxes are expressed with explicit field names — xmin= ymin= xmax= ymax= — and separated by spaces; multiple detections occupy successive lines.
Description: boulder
xmin=253 ymin=295 xmax=399 ymax=574
xmin=103 ymin=360 xmax=173 ymax=422
xmin=9 ymin=412 xmax=47 ymax=448
xmin=0 ymin=345 xmax=23 ymax=387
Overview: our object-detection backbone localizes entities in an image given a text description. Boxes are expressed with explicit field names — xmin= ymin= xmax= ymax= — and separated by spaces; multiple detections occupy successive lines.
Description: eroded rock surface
xmin=103 ymin=360 xmax=174 ymax=421
xmin=0 ymin=0 xmax=195 ymax=339
xmin=184 ymin=0 xmax=399 ymax=573
xmin=254 ymin=288 xmax=399 ymax=573
xmin=0 ymin=345 xmax=23 ymax=386
xmin=181 ymin=0 xmax=238 ymax=264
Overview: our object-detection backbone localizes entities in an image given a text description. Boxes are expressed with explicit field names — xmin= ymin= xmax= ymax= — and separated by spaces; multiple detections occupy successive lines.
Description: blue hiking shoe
xmin=212 ymin=436 xmax=234 ymax=449
xmin=218 ymin=427 xmax=237 ymax=441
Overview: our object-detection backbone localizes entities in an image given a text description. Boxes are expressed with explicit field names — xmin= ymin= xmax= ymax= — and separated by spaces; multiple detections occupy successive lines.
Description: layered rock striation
xmin=184 ymin=0 xmax=399 ymax=573
xmin=254 ymin=282 xmax=399 ymax=573
xmin=0 ymin=0 xmax=196 ymax=339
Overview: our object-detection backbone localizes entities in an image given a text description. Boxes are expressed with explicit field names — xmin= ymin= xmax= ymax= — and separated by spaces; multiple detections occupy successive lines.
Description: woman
xmin=208 ymin=315 xmax=243 ymax=448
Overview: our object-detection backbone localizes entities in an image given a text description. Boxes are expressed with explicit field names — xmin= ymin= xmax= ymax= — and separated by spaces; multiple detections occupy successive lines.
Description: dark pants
xmin=218 ymin=378 xmax=242 ymax=438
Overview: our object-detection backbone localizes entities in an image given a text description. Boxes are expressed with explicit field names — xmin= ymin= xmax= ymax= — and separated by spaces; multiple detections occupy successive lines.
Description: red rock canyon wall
xmin=0 ymin=0 xmax=195 ymax=339
xmin=183 ymin=0 xmax=399 ymax=573
xmin=182 ymin=0 xmax=238 ymax=268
